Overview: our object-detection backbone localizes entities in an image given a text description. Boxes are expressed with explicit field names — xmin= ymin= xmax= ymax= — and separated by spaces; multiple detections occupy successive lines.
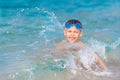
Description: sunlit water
xmin=0 ymin=0 xmax=120 ymax=80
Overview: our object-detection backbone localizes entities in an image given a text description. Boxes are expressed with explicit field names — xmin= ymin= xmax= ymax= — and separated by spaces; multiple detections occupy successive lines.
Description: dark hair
xmin=65 ymin=19 xmax=82 ymax=27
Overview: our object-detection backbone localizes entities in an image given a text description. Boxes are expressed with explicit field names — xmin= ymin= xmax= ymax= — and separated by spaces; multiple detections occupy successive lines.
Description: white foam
xmin=92 ymin=71 xmax=112 ymax=76
xmin=87 ymin=38 xmax=108 ymax=61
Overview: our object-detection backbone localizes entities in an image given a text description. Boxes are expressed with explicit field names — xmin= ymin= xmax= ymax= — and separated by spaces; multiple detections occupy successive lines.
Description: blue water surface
xmin=0 ymin=0 xmax=120 ymax=80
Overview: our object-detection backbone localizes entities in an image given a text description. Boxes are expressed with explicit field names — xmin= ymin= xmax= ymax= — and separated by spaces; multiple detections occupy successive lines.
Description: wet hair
xmin=65 ymin=19 xmax=82 ymax=28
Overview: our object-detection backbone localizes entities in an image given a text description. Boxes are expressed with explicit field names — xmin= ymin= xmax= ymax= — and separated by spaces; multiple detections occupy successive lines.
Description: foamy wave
xmin=9 ymin=66 xmax=35 ymax=80
xmin=92 ymin=71 xmax=112 ymax=76
xmin=109 ymin=38 xmax=120 ymax=49
xmin=87 ymin=38 xmax=107 ymax=61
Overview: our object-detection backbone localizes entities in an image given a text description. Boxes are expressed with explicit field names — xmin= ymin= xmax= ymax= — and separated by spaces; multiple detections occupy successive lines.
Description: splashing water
xmin=0 ymin=0 xmax=120 ymax=80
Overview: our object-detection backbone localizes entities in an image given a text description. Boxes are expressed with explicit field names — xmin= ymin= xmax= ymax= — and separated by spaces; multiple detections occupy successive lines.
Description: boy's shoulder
xmin=57 ymin=40 xmax=70 ymax=46
xmin=77 ymin=41 xmax=86 ymax=47
xmin=55 ymin=40 xmax=67 ymax=50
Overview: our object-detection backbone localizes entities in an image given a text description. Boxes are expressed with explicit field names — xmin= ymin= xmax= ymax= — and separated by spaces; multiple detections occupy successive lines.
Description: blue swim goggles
xmin=65 ymin=23 xmax=82 ymax=30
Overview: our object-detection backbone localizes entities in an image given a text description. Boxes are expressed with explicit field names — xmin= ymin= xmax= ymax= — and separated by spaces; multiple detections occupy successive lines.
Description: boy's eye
xmin=68 ymin=30 xmax=72 ymax=32
xmin=74 ymin=31 xmax=79 ymax=33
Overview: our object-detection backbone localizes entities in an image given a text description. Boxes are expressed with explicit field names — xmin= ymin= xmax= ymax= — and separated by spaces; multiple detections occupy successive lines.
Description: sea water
xmin=0 ymin=0 xmax=120 ymax=80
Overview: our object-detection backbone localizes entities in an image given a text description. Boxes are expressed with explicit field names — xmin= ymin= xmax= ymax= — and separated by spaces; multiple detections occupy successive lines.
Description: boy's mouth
xmin=68 ymin=37 xmax=76 ymax=40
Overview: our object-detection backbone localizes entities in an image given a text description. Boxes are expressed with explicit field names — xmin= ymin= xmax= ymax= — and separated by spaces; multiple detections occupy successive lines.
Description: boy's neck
xmin=65 ymin=39 xmax=79 ymax=44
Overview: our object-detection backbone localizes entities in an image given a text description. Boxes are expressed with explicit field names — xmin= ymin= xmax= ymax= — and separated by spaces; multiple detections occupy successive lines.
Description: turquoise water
xmin=0 ymin=0 xmax=120 ymax=80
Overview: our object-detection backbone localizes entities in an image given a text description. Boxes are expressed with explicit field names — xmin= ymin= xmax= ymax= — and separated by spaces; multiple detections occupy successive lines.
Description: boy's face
xmin=64 ymin=26 xmax=82 ymax=43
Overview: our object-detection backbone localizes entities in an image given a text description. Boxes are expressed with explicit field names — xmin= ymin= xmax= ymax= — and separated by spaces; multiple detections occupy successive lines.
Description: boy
xmin=55 ymin=19 xmax=108 ymax=71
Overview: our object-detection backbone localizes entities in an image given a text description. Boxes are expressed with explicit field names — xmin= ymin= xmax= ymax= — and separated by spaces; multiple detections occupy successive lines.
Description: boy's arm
xmin=94 ymin=54 xmax=108 ymax=70
xmin=78 ymin=42 xmax=108 ymax=70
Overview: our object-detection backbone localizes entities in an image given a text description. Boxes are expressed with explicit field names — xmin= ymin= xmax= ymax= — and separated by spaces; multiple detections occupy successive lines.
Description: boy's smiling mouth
xmin=68 ymin=36 xmax=76 ymax=42
xmin=69 ymin=37 xmax=75 ymax=39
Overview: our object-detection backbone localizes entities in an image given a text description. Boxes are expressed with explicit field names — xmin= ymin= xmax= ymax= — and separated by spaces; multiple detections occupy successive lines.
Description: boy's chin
xmin=68 ymin=40 xmax=76 ymax=43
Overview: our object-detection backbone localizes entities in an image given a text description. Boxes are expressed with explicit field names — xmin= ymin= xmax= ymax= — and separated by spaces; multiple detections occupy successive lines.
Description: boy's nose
xmin=71 ymin=32 xmax=74 ymax=36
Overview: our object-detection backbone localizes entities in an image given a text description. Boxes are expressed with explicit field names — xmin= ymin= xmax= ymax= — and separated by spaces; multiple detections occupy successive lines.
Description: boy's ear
xmin=64 ymin=30 xmax=66 ymax=36
xmin=79 ymin=31 xmax=83 ymax=37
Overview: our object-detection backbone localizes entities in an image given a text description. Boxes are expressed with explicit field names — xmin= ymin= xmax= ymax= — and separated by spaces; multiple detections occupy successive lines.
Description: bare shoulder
xmin=54 ymin=40 xmax=68 ymax=57
xmin=77 ymin=41 xmax=86 ymax=47
xmin=55 ymin=40 xmax=67 ymax=50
